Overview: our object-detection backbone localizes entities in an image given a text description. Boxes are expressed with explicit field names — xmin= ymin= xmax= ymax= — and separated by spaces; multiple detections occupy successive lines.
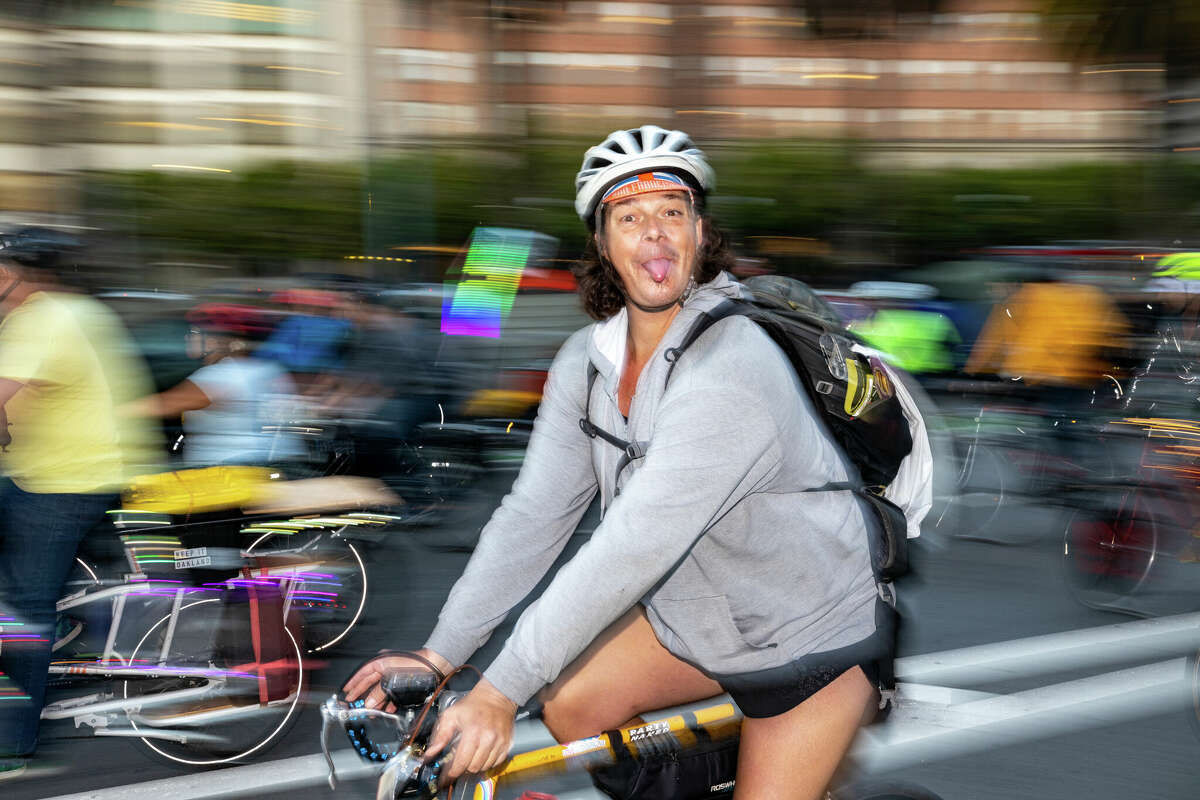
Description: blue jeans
xmin=0 ymin=479 xmax=116 ymax=756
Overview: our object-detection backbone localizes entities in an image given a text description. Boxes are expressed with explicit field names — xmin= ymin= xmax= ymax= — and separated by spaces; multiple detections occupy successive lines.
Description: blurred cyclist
xmin=850 ymin=283 xmax=962 ymax=378
xmin=317 ymin=291 xmax=434 ymax=478
xmin=256 ymin=288 xmax=353 ymax=393
xmin=1143 ymin=252 xmax=1200 ymax=342
xmin=0 ymin=229 xmax=161 ymax=777
xmin=967 ymin=270 xmax=1129 ymax=405
xmin=345 ymin=127 xmax=898 ymax=798
xmin=125 ymin=303 xmax=299 ymax=468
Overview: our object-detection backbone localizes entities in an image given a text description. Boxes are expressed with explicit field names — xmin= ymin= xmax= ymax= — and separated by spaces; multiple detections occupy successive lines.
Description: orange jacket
xmin=966 ymin=282 xmax=1128 ymax=387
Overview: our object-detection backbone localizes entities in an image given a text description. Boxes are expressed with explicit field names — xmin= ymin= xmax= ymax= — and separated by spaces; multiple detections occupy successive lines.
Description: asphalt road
xmin=9 ymin=472 xmax=1200 ymax=800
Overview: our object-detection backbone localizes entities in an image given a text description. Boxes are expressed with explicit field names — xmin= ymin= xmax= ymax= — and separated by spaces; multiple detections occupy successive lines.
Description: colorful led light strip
xmin=442 ymin=229 xmax=535 ymax=338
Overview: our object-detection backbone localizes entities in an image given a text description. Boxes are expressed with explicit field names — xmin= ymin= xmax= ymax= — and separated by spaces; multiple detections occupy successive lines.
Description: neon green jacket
xmin=1153 ymin=252 xmax=1200 ymax=280
xmin=854 ymin=309 xmax=961 ymax=375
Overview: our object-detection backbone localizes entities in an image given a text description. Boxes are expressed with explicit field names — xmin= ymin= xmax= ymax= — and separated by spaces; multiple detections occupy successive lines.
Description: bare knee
xmin=539 ymin=681 xmax=635 ymax=743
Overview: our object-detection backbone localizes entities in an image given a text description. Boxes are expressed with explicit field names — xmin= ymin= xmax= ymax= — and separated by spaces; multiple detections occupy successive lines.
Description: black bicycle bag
xmin=590 ymin=732 xmax=738 ymax=800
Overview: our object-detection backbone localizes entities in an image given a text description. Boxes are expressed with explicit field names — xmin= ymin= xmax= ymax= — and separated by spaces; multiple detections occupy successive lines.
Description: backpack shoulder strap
xmin=579 ymin=361 xmax=645 ymax=461
xmin=663 ymin=300 xmax=746 ymax=387
xmin=579 ymin=299 xmax=750 ymax=481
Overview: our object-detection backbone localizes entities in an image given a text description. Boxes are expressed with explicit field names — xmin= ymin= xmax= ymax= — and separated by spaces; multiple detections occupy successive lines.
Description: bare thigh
xmin=539 ymin=605 xmax=722 ymax=743
xmin=734 ymin=665 xmax=876 ymax=800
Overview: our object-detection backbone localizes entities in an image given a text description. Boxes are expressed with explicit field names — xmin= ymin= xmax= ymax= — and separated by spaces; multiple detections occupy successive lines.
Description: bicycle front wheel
xmin=1062 ymin=491 xmax=1158 ymax=612
xmin=122 ymin=596 xmax=305 ymax=767
xmin=243 ymin=531 xmax=368 ymax=654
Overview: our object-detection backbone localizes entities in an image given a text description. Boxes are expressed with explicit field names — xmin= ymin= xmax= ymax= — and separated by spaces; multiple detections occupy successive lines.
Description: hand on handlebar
xmin=342 ymin=648 xmax=453 ymax=712
xmin=423 ymin=677 xmax=517 ymax=784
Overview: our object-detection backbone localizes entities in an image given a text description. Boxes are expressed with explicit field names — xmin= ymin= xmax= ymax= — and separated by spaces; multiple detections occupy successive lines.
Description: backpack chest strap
xmin=580 ymin=363 xmax=649 ymax=482
xmin=579 ymin=304 xmax=744 ymax=478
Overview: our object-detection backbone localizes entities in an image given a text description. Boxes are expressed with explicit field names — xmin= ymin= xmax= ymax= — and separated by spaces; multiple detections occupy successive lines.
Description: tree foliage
xmin=81 ymin=140 xmax=1200 ymax=280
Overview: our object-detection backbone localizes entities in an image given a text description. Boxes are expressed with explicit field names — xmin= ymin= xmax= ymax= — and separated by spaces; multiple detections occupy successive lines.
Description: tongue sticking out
xmin=642 ymin=258 xmax=672 ymax=283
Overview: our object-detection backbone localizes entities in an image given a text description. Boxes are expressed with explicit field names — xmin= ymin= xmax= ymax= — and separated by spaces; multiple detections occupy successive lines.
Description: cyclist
xmin=965 ymin=270 xmax=1129 ymax=402
xmin=256 ymin=288 xmax=353 ymax=394
xmin=0 ymin=229 xmax=161 ymax=778
xmin=345 ymin=126 xmax=897 ymax=798
xmin=125 ymin=303 xmax=300 ymax=468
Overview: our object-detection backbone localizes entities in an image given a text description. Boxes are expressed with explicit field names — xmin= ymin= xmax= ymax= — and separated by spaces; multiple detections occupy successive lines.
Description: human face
xmin=598 ymin=191 xmax=703 ymax=313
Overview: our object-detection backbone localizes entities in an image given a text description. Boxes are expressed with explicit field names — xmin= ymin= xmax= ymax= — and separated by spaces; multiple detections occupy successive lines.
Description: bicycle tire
xmin=123 ymin=596 xmax=305 ymax=767
xmin=243 ymin=530 xmax=368 ymax=654
xmin=830 ymin=780 xmax=945 ymax=800
xmin=1062 ymin=492 xmax=1159 ymax=613
xmin=66 ymin=557 xmax=102 ymax=590
xmin=942 ymin=439 xmax=1008 ymax=542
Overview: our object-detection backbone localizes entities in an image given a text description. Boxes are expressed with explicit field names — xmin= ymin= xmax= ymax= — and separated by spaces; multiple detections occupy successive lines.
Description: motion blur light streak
xmin=174 ymin=0 xmax=316 ymax=26
xmin=110 ymin=122 xmax=223 ymax=131
xmin=389 ymin=245 xmax=463 ymax=254
xmin=0 ymin=670 xmax=31 ymax=701
xmin=441 ymin=228 xmax=533 ymax=338
xmin=597 ymin=16 xmax=673 ymax=26
xmin=151 ymin=164 xmax=233 ymax=173
xmin=264 ymin=65 xmax=341 ymax=75
xmin=1115 ymin=417 xmax=1200 ymax=438
xmin=199 ymin=117 xmax=342 ymax=131
xmin=732 ymin=18 xmax=808 ymax=27
xmin=802 ymin=73 xmax=879 ymax=80
xmin=1080 ymin=68 xmax=1165 ymax=75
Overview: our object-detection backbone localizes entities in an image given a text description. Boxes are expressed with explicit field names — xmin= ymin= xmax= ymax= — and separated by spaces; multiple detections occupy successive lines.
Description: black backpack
xmin=579 ymin=276 xmax=914 ymax=582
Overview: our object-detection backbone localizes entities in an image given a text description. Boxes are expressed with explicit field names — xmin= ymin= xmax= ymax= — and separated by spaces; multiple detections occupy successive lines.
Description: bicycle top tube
xmin=322 ymin=688 xmax=743 ymax=800
xmin=467 ymin=699 xmax=742 ymax=797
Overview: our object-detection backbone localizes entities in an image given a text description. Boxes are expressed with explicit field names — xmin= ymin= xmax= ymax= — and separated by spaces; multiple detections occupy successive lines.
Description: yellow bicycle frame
xmin=464 ymin=700 xmax=743 ymax=799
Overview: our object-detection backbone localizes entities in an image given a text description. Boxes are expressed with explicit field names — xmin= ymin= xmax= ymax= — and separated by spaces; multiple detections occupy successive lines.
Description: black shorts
xmin=713 ymin=596 xmax=897 ymax=719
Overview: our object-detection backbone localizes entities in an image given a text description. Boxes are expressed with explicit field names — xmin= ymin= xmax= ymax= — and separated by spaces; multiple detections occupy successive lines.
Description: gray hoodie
xmin=425 ymin=272 xmax=880 ymax=705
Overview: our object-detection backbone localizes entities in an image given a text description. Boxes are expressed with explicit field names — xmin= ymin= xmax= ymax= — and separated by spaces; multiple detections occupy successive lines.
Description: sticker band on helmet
xmin=601 ymin=171 xmax=692 ymax=204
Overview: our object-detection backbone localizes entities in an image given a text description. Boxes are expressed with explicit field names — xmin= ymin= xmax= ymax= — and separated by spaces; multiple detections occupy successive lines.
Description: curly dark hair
xmin=572 ymin=212 xmax=737 ymax=321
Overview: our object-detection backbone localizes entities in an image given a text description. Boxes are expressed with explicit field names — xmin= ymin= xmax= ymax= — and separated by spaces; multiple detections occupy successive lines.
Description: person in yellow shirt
xmin=0 ymin=229 xmax=160 ymax=775
xmin=966 ymin=275 xmax=1129 ymax=391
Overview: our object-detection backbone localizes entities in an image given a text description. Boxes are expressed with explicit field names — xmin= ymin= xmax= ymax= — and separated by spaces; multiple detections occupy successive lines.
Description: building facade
xmin=0 ymin=0 xmax=1166 ymax=217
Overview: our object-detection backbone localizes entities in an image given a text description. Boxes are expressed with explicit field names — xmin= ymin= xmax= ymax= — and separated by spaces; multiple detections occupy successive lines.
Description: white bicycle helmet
xmin=574 ymin=125 xmax=715 ymax=222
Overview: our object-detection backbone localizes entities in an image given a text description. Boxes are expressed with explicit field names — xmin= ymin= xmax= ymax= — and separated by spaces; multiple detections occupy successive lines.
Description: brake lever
xmin=320 ymin=695 xmax=342 ymax=790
